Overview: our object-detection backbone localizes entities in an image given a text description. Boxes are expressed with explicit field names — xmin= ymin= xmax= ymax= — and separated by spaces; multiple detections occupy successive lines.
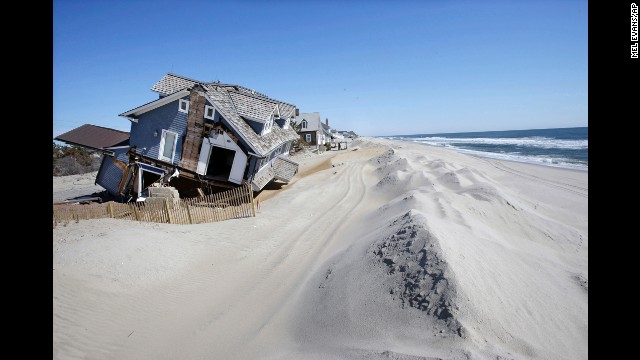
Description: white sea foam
xmin=400 ymin=136 xmax=587 ymax=150
xmin=382 ymin=135 xmax=588 ymax=171
xmin=445 ymin=147 xmax=588 ymax=171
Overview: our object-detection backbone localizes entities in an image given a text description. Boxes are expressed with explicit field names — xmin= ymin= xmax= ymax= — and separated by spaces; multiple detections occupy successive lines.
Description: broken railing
xmin=53 ymin=184 xmax=255 ymax=226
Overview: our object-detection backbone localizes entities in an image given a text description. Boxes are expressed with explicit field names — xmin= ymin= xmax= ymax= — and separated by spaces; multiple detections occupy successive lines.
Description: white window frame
xmin=305 ymin=133 xmax=312 ymax=142
xmin=204 ymin=105 xmax=215 ymax=120
xmin=263 ymin=119 xmax=272 ymax=135
xmin=301 ymin=120 xmax=307 ymax=129
xmin=158 ymin=129 xmax=179 ymax=162
xmin=178 ymin=99 xmax=189 ymax=113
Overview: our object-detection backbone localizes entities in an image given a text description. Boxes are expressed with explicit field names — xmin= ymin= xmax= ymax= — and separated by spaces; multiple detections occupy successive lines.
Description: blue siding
xmin=247 ymin=156 xmax=259 ymax=182
xmin=96 ymin=148 xmax=129 ymax=195
xmin=129 ymin=96 xmax=189 ymax=164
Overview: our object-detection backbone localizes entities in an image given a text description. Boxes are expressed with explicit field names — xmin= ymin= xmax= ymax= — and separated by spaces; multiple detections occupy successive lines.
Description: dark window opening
xmin=206 ymin=147 xmax=235 ymax=179
xmin=141 ymin=171 xmax=162 ymax=191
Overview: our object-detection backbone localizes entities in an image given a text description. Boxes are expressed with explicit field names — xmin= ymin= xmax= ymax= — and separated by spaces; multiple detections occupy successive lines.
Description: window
xmin=263 ymin=119 xmax=272 ymax=135
xmin=301 ymin=120 xmax=307 ymax=129
xmin=305 ymin=134 xmax=312 ymax=142
xmin=159 ymin=130 xmax=178 ymax=162
xmin=204 ymin=105 xmax=215 ymax=120
xmin=178 ymin=99 xmax=189 ymax=113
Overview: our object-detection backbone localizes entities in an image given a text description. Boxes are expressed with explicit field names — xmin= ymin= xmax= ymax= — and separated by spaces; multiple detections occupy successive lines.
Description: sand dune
xmin=53 ymin=137 xmax=587 ymax=359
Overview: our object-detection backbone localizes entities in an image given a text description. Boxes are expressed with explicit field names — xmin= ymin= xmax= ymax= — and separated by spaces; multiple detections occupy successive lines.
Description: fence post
xmin=108 ymin=202 xmax=114 ymax=218
xmin=248 ymin=185 xmax=256 ymax=217
xmin=164 ymin=198 xmax=173 ymax=224
xmin=186 ymin=203 xmax=193 ymax=224
xmin=133 ymin=203 xmax=140 ymax=221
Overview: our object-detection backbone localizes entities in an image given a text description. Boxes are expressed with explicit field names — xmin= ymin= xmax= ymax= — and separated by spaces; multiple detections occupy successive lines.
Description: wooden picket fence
xmin=53 ymin=184 xmax=255 ymax=227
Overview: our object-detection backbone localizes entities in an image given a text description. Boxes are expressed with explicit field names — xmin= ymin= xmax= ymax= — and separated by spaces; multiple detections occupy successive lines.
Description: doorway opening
xmin=206 ymin=146 xmax=235 ymax=180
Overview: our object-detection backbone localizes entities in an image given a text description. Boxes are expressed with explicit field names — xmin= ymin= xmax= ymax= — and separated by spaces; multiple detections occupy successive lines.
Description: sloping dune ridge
xmin=53 ymin=137 xmax=587 ymax=359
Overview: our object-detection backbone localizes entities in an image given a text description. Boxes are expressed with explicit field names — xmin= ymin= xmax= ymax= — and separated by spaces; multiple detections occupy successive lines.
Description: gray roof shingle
xmin=228 ymin=90 xmax=277 ymax=122
xmin=293 ymin=112 xmax=322 ymax=132
xmin=150 ymin=73 xmax=199 ymax=95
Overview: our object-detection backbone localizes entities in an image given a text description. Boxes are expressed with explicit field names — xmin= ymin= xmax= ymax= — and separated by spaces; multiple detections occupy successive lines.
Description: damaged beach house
xmin=58 ymin=73 xmax=301 ymax=201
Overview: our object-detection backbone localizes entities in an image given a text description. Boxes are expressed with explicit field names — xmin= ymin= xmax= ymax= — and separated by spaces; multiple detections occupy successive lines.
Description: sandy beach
xmin=52 ymin=171 xmax=104 ymax=202
xmin=53 ymin=137 xmax=587 ymax=359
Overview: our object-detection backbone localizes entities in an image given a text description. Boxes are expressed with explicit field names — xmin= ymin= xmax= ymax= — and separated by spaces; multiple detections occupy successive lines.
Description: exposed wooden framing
xmin=125 ymin=151 xmax=236 ymax=193
xmin=210 ymin=124 xmax=239 ymax=144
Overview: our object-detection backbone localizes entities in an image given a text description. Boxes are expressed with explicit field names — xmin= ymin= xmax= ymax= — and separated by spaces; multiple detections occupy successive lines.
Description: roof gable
xmin=120 ymin=89 xmax=190 ymax=119
xmin=294 ymin=112 xmax=322 ymax=131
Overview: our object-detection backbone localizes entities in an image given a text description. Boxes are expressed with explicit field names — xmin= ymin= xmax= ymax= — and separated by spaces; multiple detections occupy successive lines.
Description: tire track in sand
xmin=172 ymin=155 xmax=375 ymax=359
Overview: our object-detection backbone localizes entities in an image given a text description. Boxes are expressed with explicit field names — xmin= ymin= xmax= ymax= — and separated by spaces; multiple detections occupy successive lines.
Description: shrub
xmin=53 ymin=143 xmax=103 ymax=176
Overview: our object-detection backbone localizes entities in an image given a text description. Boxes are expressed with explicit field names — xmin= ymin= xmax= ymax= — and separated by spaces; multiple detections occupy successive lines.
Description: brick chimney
xmin=325 ymin=118 xmax=329 ymax=126
xmin=179 ymin=85 xmax=207 ymax=172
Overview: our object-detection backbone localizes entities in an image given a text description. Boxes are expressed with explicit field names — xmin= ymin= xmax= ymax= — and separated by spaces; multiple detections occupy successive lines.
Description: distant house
xmin=293 ymin=112 xmax=325 ymax=146
xmin=342 ymin=130 xmax=358 ymax=138
xmin=321 ymin=122 xmax=332 ymax=143
xmin=79 ymin=73 xmax=300 ymax=199
xmin=331 ymin=129 xmax=344 ymax=140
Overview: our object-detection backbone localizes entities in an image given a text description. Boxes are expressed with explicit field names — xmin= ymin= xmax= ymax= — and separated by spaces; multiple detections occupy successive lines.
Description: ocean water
xmin=381 ymin=127 xmax=588 ymax=171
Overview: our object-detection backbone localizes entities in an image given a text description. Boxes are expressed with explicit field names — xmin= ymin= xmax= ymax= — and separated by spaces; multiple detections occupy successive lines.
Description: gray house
xmin=293 ymin=112 xmax=325 ymax=146
xmin=95 ymin=73 xmax=300 ymax=199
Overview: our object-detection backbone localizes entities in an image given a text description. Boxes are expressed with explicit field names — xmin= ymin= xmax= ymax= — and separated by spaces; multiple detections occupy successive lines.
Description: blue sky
xmin=53 ymin=0 xmax=587 ymax=137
